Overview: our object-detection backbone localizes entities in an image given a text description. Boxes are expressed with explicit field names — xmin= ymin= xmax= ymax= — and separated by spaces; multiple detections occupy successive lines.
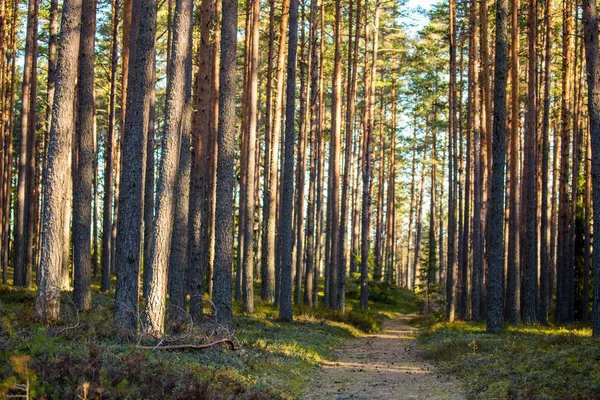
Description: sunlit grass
xmin=418 ymin=318 xmax=600 ymax=399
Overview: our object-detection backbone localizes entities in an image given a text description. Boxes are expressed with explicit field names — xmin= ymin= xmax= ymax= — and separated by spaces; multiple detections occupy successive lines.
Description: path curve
xmin=304 ymin=316 xmax=466 ymax=400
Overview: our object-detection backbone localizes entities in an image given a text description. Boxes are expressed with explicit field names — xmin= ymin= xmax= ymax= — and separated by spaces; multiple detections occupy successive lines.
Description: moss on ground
xmin=417 ymin=318 xmax=600 ymax=400
xmin=0 ymin=279 xmax=419 ymax=399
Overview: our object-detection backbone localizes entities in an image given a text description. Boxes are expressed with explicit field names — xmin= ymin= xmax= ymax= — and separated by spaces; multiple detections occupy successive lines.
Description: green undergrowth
xmin=0 ymin=279 xmax=419 ymax=399
xmin=417 ymin=317 xmax=600 ymax=400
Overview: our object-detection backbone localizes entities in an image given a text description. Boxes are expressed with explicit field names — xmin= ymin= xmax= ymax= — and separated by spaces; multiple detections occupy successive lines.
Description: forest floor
xmin=0 ymin=278 xmax=423 ymax=399
xmin=304 ymin=315 xmax=465 ymax=400
xmin=416 ymin=318 xmax=600 ymax=399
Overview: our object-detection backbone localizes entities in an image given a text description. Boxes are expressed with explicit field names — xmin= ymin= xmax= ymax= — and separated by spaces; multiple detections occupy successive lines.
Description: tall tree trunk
xmin=487 ymin=0 xmax=509 ymax=334
xmin=521 ymin=0 xmax=538 ymax=323
xmin=145 ymin=0 xmax=193 ymax=333
xmin=304 ymin=0 xmax=320 ymax=307
xmin=113 ymin=0 xmax=155 ymax=330
xmin=471 ymin=0 xmax=484 ymax=321
xmin=327 ymin=0 xmax=343 ymax=309
xmin=189 ymin=0 xmax=216 ymax=318
xmin=242 ymin=0 xmax=259 ymax=314
xmin=386 ymin=78 xmax=397 ymax=284
xmin=459 ymin=16 xmax=473 ymax=319
xmin=13 ymin=0 xmax=38 ymax=287
xmin=262 ymin=0 xmax=290 ymax=304
xmin=445 ymin=0 xmax=457 ymax=321
xmin=35 ymin=0 xmax=83 ymax=321
xmin=337 ymin=0 xmax=361 ymax=311
xmin=539 ymin=0 xmax=552 ymax=324
xmin=73 ymin=0 xmax=97 ymax=311
xmin=294 ymin=1 xmax=309 ymax=306
xmin=405 ymin=116 xmax=418 ymax=290
xmin=583 ymin=130 xmax=591 ymax=321
xmin=505 ymin=0 xmax=521 ymax=324
xmin=167 ymin=83 xmax=191 ymax=315
xmin=583 ymin=0 xmax=600 ymax=335
xmin=24 ymin=0 xmax=39 ymax=289
xmin=278 ymin=0 xmax=300 ymax=321
xmin=361 ymin=2 xmax=379 ymax=310
xmin=261 ymin=0 xmax=276 ymax=303
xmin=101 ymin=0 xmax=120 ymax=292
xmin=557 ymin=0 xmax=574 ymax=323
xmin=142 ymin=62 xmax=156 ymax=300
xmin=213 ymin=0 xmax=239 ymax=324
xmin=313 ymin=1 xmax=325 ymax=307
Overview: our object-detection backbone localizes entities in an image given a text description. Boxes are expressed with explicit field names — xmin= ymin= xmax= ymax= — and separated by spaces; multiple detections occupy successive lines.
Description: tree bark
xmin=471 ymin=0 xmax=484 ymax=321
xmin=539 ymin=0 xmax=552 ymax=324
xmin=337 ymin=0 xmax=361 ymax=311
xmin=13 ymin=0 xmax=38 ymax=287
xmin=242 ymin=0 xmax=259 ymax=314
xmin=327 ymin=0 xmax=343 ymax=309
xmin=487 ymin=0 xmax=509 ymax=334
xmin=583 ymin=0 xmax=600 ymax=335
xmin=278 ymin=0 xmax=300 ymax=322
xmin=213 ymin=0 xmax=239 ymax=324
xmin=303 ymin=0 xmax=320 ymax=307
xmin=505 ymin=0 xmax=520 ymax=325
xmin=556 ymin=0 xmax=574 ymax=323
xmin=361 ymin=2 xmax=379 ymax=310
xmin=145 ymin=0 xmax=193 ymax=333
xmin=73 ymin=0 xmax=97 ymax=311
xmin=101 ymin=0 xmax=120 ymax=292
xmin=35 ymin=0 xmax=83 ymax=321
xmin=262 ymin=0 xmax=290 ymax=304
xmin=445 ymin=0 xmax=457 ymax=321
xmin=113 ymin=0 xmax=155 ymax=330
xmin=521 ymin=0 xmax=538 ymax=324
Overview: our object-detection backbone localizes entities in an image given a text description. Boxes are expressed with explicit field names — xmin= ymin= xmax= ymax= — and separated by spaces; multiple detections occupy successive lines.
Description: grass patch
xmin=0 ymin=278 xmax=420 ymax=399
xmin=417 ymin=319 xmax=600 ymax=399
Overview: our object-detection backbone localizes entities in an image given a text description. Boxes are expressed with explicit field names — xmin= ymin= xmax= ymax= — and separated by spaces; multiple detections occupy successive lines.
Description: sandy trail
xmin=304 ymin=316 xmax=466 ymax=400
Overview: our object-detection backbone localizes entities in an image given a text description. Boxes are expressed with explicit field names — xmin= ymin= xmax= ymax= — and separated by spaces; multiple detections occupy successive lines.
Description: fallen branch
xmin=137 ymin=338 xmax=239 ymax=351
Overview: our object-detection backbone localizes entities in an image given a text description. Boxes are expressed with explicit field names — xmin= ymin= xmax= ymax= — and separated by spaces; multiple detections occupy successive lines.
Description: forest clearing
xmin=2 ymin=0 xmax=600 ymax=397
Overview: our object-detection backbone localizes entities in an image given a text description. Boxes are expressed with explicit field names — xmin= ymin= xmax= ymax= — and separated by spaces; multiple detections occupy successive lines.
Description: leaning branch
xmin=137 ymin=338 xmax=239 ymax=351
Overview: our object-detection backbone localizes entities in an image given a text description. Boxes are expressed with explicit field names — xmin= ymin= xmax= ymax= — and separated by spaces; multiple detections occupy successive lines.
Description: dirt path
xmin=304 ymin=316 xmax=466 ymax=400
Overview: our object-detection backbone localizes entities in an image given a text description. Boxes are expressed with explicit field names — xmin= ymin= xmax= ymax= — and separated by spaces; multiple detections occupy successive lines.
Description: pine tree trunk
xmin=278 ymin=0 xmax=300 ymax=322
xmin=241 ymin=0 xmax=259 ymax=314
xmin=213 ymin=0 xmax=239 ymax=324
xmin=313 ymin=2 xmax=325 ymax=307
xmin=101 ymin=0 xmax=120 ymax=292
xmin=446 ymin=0 xmax=457 ymax=321
xmin=303 ymin=0 xmax=320 ymax=307
xmin=386 ymin=78 xmax=397 ymax=284
xmin=327 ymin=0 xmax=343 ymax=309
xmin=13 ymin=0 xmax=38 ymax=287
xmin=145 ymin=0 xmax=193 ymax=333
xmin=337 ymin=0 xmax=361 ymax=311
xmin=521 ymin=0 xmax=538 ymax=323
xmin=142 ymin=63 xmax=156 ymax=300
xmin=361 ymin=2 xmax=379 ymax=310
xmin=505 ymin=0 xmax=521 ymax=324
xmin=73 ymin=0 xmax=97 ymax=311
xmin=538 ymin=0 xmax=552 ymax=324
xmin=262 ymin=0 xmax=289 ymax=304
xmin=36 ymin=0 xmax=83 ymax=321
xmin=557 ymin=0 xmax=574 ymax=323
xmin=167 ymin=84 xmax=191 ymax=315
xmin=583 ymin=0 xmax=600 ymax=335
xmin=471 ymin=0 xmax=484 ymax=321
xmin=487 ymin=0 xmax=509 ymax=334
xmin=294 ymin=2 xmax=308 ymax=306
xmin=113 ymin=0 xmax=155 ymax=330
